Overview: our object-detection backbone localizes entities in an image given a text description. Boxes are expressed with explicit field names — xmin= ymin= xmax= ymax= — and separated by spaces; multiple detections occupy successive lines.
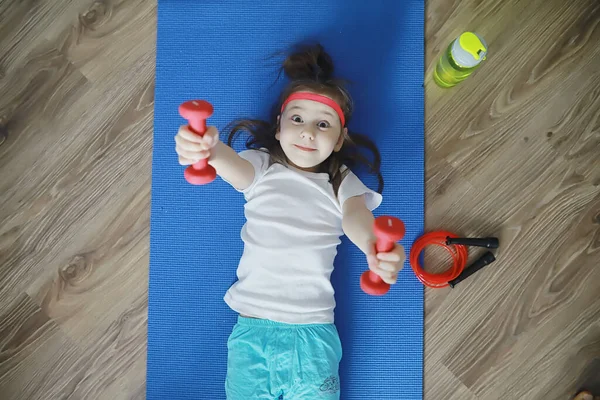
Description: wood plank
xmin=27 ymin=183 xmax=150 ymax=344
xmin=0 ymin=291 xmax=147 ymax=400
xmin=425 ymin=363 xmax=477 ymax=400
xmin=474 ymin=298 xmax=600 ymax=400
xmin=0 ymin=293 xmax=82 ymax=400
xmin=0 ymin=0 xmax=89 ymax=76
xmin=50 ymin=291 xmax=148 ymax=400
xmin=439 ymin=193 xmax=600 ymax=398
xmin=59 ymin=0 xmax=157 ymax=83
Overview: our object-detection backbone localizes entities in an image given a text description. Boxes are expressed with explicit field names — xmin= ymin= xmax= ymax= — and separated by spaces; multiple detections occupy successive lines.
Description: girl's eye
xmin=318 ymin=121 xmax=331 ymax=129
xmin=291 ymin=115 xmax=303 ymax=123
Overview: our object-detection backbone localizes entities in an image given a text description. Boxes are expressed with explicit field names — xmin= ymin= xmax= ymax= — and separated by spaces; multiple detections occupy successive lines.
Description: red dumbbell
xmin=178 ymin=100 xmax=218 ymax=185
xmin=360 ymin=216 xmax=405 ymax=296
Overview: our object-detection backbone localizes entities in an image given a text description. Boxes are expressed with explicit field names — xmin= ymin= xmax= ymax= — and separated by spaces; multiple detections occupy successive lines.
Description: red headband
xmin=281 ymin=92 xmax=346 ymax=127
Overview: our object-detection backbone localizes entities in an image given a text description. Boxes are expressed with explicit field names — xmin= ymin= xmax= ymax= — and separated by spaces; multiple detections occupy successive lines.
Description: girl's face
xmin=276 ymin=97 xmax=347 ymax=172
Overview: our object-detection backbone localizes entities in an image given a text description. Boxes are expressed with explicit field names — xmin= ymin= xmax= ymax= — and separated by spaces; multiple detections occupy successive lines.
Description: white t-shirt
xmin=223 ymin=149 xmax=382 ymax=324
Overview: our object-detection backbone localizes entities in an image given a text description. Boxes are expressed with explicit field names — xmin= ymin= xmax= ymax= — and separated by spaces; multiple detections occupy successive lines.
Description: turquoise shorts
xmin=226 ymin=316 xmax=342 ymax=399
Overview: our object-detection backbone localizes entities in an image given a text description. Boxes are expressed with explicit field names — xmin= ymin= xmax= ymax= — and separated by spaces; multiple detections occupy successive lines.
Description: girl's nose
xmin=300 ymin=127 xmax=316 ymax=140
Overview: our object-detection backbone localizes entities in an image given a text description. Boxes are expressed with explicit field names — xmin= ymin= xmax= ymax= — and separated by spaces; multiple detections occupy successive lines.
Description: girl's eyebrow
xmin=288 ymin=105 xmax=334 ymax=119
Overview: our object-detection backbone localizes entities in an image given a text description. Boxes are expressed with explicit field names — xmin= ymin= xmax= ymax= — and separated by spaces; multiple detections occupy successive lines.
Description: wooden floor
xmin=0 ymin=0 xmax=598 ymax=399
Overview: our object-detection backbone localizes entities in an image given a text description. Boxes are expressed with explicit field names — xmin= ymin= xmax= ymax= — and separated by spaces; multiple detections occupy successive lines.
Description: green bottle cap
xmin=451 ymin=32 xmax=488 ymax=68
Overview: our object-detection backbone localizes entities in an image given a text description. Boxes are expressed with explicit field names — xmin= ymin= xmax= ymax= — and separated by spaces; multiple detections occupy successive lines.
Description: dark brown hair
xmin=226 ymin=43 xmax=383 ymax=195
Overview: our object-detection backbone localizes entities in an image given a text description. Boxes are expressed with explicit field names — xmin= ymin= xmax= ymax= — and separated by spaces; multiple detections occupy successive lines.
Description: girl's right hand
xmin=175 ymin=125 xmax=220 ymax=165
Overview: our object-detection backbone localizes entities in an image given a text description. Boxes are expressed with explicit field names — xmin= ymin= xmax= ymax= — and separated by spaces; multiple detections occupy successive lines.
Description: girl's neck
xmin=285 ymin=156 xmax=321 ymax=173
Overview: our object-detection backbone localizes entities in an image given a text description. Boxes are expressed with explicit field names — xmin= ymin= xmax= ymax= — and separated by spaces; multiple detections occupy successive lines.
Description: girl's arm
xmin=208 ymin=141 xmax=254 ymax=191
xmin=176 ymin=125 xmax=254 ymax=191
xmin=342 ymin=195 xmax=405 ymax=284
xmin=342 ymin=195 xmax=377 ymax=255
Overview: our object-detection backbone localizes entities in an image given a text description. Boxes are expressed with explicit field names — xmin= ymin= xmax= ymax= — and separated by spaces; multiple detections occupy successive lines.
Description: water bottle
xmin=434 ymin=32 xmax=488 ymax=88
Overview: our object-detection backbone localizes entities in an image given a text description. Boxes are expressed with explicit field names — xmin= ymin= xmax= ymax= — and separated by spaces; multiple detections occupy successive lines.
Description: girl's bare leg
xmin=573 ymin=391 xmax=596 ymax=400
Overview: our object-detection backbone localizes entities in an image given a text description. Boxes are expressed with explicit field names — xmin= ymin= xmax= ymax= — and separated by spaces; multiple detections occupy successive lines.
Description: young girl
xmin=175 ymin=44 xmax=405 ymax=400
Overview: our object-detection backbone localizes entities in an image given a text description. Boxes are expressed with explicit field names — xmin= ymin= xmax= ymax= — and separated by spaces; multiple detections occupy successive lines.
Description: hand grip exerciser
xmin=360 ymin=216 xmax=405 ymax=296
xmin=179 ymin=100 xmax=217 ymax=185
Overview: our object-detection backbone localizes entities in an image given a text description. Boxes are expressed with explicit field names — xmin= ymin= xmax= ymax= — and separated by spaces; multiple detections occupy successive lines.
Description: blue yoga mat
xmin=149 ymin=1 xmax=424 ymax=399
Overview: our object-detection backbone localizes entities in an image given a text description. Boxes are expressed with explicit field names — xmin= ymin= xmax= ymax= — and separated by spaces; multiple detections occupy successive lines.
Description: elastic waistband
xmin=237 ymin=316 xmax=333 ymax=329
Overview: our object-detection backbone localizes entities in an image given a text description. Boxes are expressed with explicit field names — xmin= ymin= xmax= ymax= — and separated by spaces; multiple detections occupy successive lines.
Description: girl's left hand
xmin=365 ymin=242 xmax=406 ymax=284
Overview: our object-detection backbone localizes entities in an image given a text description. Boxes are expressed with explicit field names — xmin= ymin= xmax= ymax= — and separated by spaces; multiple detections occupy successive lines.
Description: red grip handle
xmin=360 ymin=216 xmax=405 ymax=296
xmin=179 ymin=100 xmax=217 ymax=185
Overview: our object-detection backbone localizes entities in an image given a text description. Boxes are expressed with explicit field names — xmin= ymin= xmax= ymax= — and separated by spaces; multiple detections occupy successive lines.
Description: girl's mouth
xmin=294 ymin=144 xmax=317 ymax=152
